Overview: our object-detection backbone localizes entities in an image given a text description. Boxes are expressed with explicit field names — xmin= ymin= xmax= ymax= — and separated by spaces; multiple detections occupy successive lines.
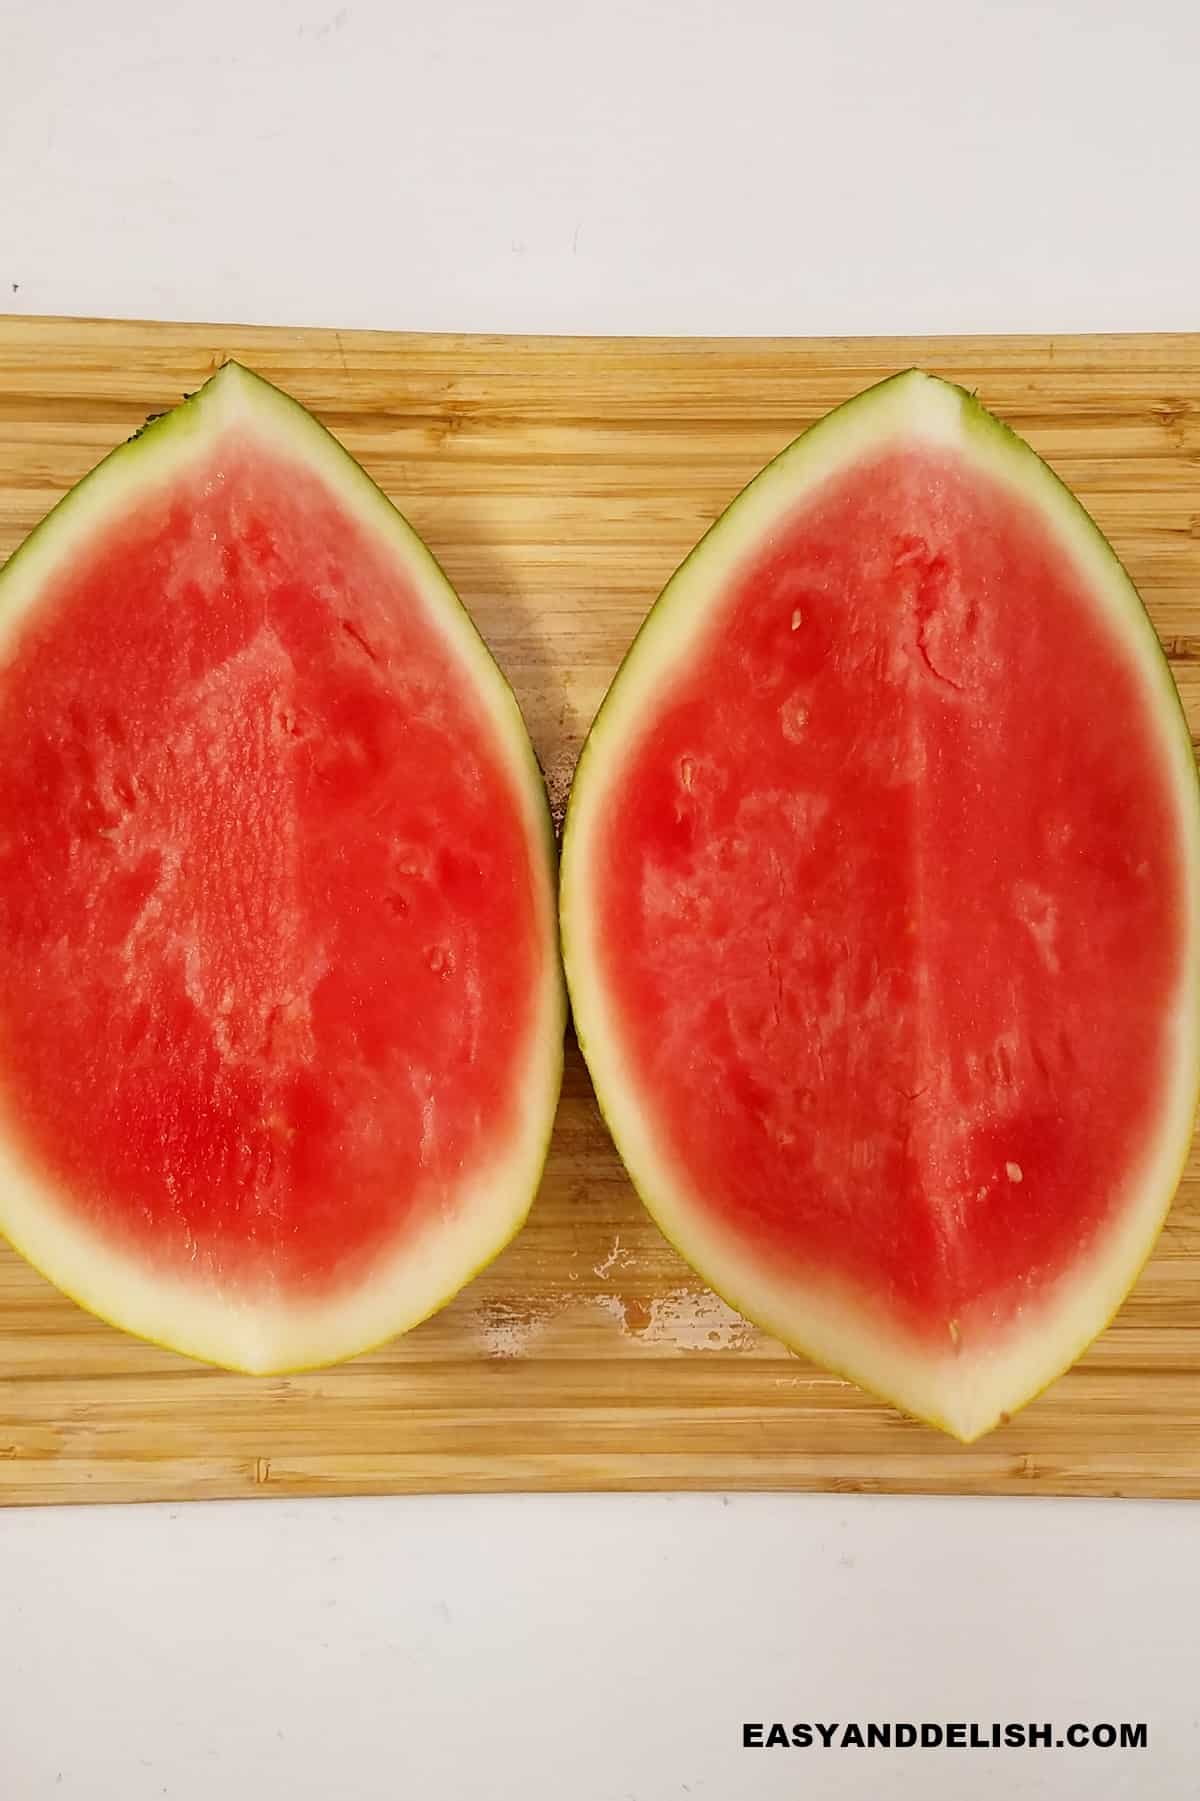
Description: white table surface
xmin=2 ymin=3 xmax=1198 ymax=1797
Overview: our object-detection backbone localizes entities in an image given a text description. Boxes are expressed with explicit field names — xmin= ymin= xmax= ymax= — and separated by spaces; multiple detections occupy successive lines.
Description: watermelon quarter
xmin=561 ymin=370 xmax=1199 ymax=1441
xmin=0 ymin=365 xmax=564 ymax=1372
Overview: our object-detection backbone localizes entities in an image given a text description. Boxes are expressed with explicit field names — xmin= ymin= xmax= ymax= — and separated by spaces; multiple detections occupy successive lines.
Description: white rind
xmin=0 ymin=363 xmax=565 ymax=1373
xmin=561 ymin=368 xmax=1200 ymax=1442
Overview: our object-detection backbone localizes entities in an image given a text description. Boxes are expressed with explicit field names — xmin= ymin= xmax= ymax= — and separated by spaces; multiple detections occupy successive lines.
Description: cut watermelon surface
xmin=0 ymin=365 xmax=564 ymax=1372
xmin=561 ymin=370 xmax=1199 ymax=1441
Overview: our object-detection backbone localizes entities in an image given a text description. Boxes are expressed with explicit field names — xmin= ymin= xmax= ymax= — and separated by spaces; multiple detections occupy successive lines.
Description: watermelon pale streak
xmin=0 ymin=364 xmax=564 ymax=1372
xmin=560 ymin=369 xmax=1199 ymax=1441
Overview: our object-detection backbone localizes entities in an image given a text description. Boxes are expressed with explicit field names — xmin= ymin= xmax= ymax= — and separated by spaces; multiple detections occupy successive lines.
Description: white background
xmin=2 ymin=1 xmax=1199 ymax=1797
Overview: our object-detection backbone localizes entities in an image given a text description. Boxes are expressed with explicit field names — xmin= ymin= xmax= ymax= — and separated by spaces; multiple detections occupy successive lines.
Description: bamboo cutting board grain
xmin=0 ymin=315 xmax=1197 ymax=1505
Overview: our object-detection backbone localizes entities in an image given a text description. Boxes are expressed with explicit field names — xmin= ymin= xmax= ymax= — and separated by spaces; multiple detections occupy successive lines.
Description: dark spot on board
xmin=622 ymin=1297 xmax=652 ymax=1334
xmin=10 ymin=283 xmax=17 ymax=293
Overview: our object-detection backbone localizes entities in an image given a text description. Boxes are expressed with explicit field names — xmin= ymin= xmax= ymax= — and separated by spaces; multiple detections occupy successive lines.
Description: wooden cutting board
xmin=0 ymin=315 xmax=1197 ymax=1505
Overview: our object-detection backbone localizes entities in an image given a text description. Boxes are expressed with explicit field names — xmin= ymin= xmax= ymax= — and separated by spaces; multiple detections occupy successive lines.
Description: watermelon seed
xmin=273 ymin=705 xmax=307 ymax=740
xmin=111 ymin=771 xmax=138 ymax=813
xmin=1006 ymin=1161 xmax=1024 ymax=1184
xmin=791 ymin=608 xmax=803 ymax=630
xmin=340 ymin=618 xmax=380 ymax=665
xmin=679 ymin=756 xmax=695 ymax=791
xmin=780 ymin=693 xmax=809 ymax=743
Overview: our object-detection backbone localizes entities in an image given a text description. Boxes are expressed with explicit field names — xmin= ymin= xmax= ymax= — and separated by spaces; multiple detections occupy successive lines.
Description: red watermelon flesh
xmin=561 ymin=370 xmax=1198 ymax=1440
xmin=0 ymin=365 xmax=564 ymax=1371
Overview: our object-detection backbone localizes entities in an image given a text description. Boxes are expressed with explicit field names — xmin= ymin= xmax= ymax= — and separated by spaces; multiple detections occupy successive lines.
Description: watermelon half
xmin=0 ymin=364 xmax=564 ymax=1372
xmin=561 ymin=370 xmax=1199 ymax=1442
